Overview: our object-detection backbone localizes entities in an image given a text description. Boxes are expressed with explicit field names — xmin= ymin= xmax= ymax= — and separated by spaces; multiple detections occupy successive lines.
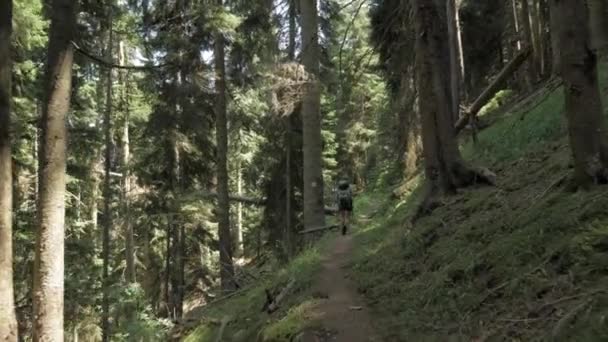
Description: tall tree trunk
xmin=101 ymin=4 xmax=114 ymax=340
xmin=520 ymin=0 xmax=539 ymax=85
xmin=447 ymin=0 xmax=461 ymax=121
xmin=0 ymin=1 xmax=18 ymax=340
xmin=529 ymin=0 xmax=543 ymax=76
xmin=119 ymin=41 xmax=135 ymax=285
xmin=512 ymin=0 xmax=522 ymax=51
xmin=214 ymin=0 xmax=236 ymax=292
xmin=33 ymin=0 xmax=76 ymax=340
xmin=588 ymin=0 xmax=608 ymax=57
xmin=300 ymin=0 xmax=326 ymax=231
xmin=548 ymin=0 xmax=560 ymax=75
xmin=288 ymin=0 xmax=297 ymax=60
xmin=551 ymin=0 xmax=608 ymax=187
xmin=413 ymin=0 xmax=493 ymax=216
xmin=235 ymin=160 xmax=244 ymax=257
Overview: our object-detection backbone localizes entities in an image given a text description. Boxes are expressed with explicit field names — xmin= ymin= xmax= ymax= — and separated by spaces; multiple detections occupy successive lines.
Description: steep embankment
xmin=350 ymin=65 xmax=608 ymax=341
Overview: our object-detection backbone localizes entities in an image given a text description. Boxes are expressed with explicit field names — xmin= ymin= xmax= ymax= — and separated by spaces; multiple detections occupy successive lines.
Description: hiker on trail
xmin=336 ymin=179 xmax=353 ymax=235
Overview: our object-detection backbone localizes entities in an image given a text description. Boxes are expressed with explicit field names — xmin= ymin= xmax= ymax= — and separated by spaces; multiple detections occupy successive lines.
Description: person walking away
xmin=336 ymin=179 xmax=353 ymax=235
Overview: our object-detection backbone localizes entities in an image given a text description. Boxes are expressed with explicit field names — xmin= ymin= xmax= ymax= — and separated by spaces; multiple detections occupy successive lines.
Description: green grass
xmin=183 ymin=235 xmax=333 ymax=342
xmin=350 ymin=64 xmax=608 ymax=341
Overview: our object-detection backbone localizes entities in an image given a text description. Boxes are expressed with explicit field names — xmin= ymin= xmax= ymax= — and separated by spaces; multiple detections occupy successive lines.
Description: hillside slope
xmin=350 ymin=65 xmax=608 ymax=341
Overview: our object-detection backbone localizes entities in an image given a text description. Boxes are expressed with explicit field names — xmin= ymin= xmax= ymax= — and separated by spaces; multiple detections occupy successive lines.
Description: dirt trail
xmin=308 ymin=233 xmax=381 ymax=342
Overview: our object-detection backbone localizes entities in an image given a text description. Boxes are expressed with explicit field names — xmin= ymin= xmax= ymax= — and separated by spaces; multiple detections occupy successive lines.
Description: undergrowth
xmin=182 ymin=235 xmax=333 ymax=342
xmin=351 ymin=64 xmax=608 ymax=341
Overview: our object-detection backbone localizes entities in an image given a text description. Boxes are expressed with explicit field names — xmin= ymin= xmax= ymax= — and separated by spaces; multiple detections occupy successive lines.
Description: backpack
xmin=336 ymin=183 xmax=352 ymax=202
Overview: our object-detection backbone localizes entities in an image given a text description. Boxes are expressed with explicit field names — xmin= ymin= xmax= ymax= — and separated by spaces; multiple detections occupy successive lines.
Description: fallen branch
xmin=455 ymin=47 xmax=532 ymax=134
xmin=298 ymin=224 xmax=339 ymax=235
xmin=263 ymin=278 xmax=297 ymax=313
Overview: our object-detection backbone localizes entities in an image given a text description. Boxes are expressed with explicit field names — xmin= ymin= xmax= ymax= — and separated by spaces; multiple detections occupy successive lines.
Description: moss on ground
xmin=350 ymin=64 xmax=608 ymax=341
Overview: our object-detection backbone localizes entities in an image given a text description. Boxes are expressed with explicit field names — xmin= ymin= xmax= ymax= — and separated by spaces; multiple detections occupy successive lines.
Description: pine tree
xmin=33 ymin=0 xmax=76 ymax=340
xmin=300 ymin=0 xmax=326 ymax=231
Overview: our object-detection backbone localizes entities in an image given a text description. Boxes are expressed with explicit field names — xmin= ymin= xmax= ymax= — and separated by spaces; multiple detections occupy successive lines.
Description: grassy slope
xmin=182 ymin=234 xmax=335 ymax=342
xmin=351 ymin=65 xmax=608 ymax=341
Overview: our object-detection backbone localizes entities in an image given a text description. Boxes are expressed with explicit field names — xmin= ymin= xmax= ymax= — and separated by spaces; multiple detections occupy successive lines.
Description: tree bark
xmin=588 ymin=0 xmax=608 ymax=56
xmin=447 ymin=0 xmax=462 ymax=122
xmin=214 ymin=0 xmax=236 ymax=292
xmin=529 ymin=0 xmax=543 ymax=76
xmin=300 ymin=0 xmax=326 ymax=231
xmin=0 ymin=0 xmax=18 ymax=340
xmin=101 ymin=4 xmax=114 ymax=339
xmin=33 ymin=0 xmax=76 ymax=340
xmin=413 ymin=0 xmax=494 ymax=216
xmin=119 ymin=41 xmax=135 ymax=285
xmin=551 ymin=0 xmax=608 ymax=187
xmin=235 ymin=160 xmax=244 ymax=257
xmin=548 ymin=0 xmax=561 ymax=75
xmin=520 ymin=0 xmax=539 ymax=84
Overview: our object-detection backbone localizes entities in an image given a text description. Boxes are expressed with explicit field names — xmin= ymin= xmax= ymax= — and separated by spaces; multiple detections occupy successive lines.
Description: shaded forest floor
xmin=181 ymin=63 xmax=608 ymax=341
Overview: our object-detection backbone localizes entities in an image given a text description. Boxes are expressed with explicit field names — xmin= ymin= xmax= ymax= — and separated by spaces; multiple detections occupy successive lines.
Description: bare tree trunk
xmin=520 ymin=0 xmax=538 ymax=84
xmin=529 ymin=0 xmax=543 ymax=76
xmin=551 ymin=0 xmax=608 ymax=187
xmin=413 ymin=0 xmax=494 ymax=217
xmin=512 ymin=0 xmax=522 ymax=51
xmin=214 ymin=0 xmax=236 ymax=292
xmin=101 ymin=4 xmax=114 ymax=340
xmin=119 ymin=41 xmax=135 ymax=285
xmin=33 ymin=0 xmax=76 ymax=340
xmin=447 ymin=0 xmax=461 ymax=122
xmin=588 ymin=0 xmax=608 ymax=57
xmin=548 ymin=0 xmax=560 ymax=75
xmin=300 ymin=0 xmax=326 ymax=231
xmin=288 ymin=0 xmax=297 ymax=60
xmin=235 ymin=159 xmax=244 ymax=257
xmin=0 ymin=1 xmax=18 ymax=340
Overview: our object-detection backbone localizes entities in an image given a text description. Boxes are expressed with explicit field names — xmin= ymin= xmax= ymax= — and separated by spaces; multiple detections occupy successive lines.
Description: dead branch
xmin=455 ymin=47 xmax=532 ymax=134
xmin=264 ymin=278 xmax=297 ymax=314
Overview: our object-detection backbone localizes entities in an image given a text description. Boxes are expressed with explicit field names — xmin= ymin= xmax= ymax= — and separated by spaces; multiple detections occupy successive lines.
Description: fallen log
xmin=298 ymin=224 xmax=339 ymax=235
xmin=263 ymin=278 xmax=297 ymax=314
xmin=455 ymin=47 xmax=532 ymax=134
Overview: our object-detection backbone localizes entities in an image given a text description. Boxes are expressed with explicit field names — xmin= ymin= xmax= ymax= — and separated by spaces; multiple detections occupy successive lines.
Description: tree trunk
xmin=551 ymin=0 xmax=608 ymax=187
xmin=235 ymin=160 xmax=244 ymax=257
xmin=101 ymin=4 xmax=114 ymax=340
xmin=548 ymin=0 xmax=561 ymax=75
xmin=447 ymin=0 xmax=462 ymax=122
xmin=520 ymin=0 xmax=538 ymax=84
xmin=0 ymin=0 xmax=18 ymax=340
xmin=413 ymin=0 xmax=494 ymax=216
xmin=529 ymin=0 xmax=543 ymax=76
xmin=288 ymin=0 xmax=297 ymax=60
xmin=214 ymin=0 xmax=236 ymax=292
xmin=588 ymin=0 xmax=608 ymax=56
xmin=300 ymin=0 xmax=326 ymax=231
xmin=33 ymin=0 xmax=76 ymax=340
xmin=119 ymin=41 xmax=135 ymax=285
xmin=512 ymin=0 xmax=522 ymax=51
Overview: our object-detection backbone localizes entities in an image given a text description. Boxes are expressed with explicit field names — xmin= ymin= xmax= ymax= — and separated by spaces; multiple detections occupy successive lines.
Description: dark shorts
xmin=338 ymin=198 xmax=353 ymax=212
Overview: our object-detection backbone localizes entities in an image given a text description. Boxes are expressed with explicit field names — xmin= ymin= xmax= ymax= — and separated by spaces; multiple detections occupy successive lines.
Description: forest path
xmin=303 ymin=225 xmax=381 ymax=342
